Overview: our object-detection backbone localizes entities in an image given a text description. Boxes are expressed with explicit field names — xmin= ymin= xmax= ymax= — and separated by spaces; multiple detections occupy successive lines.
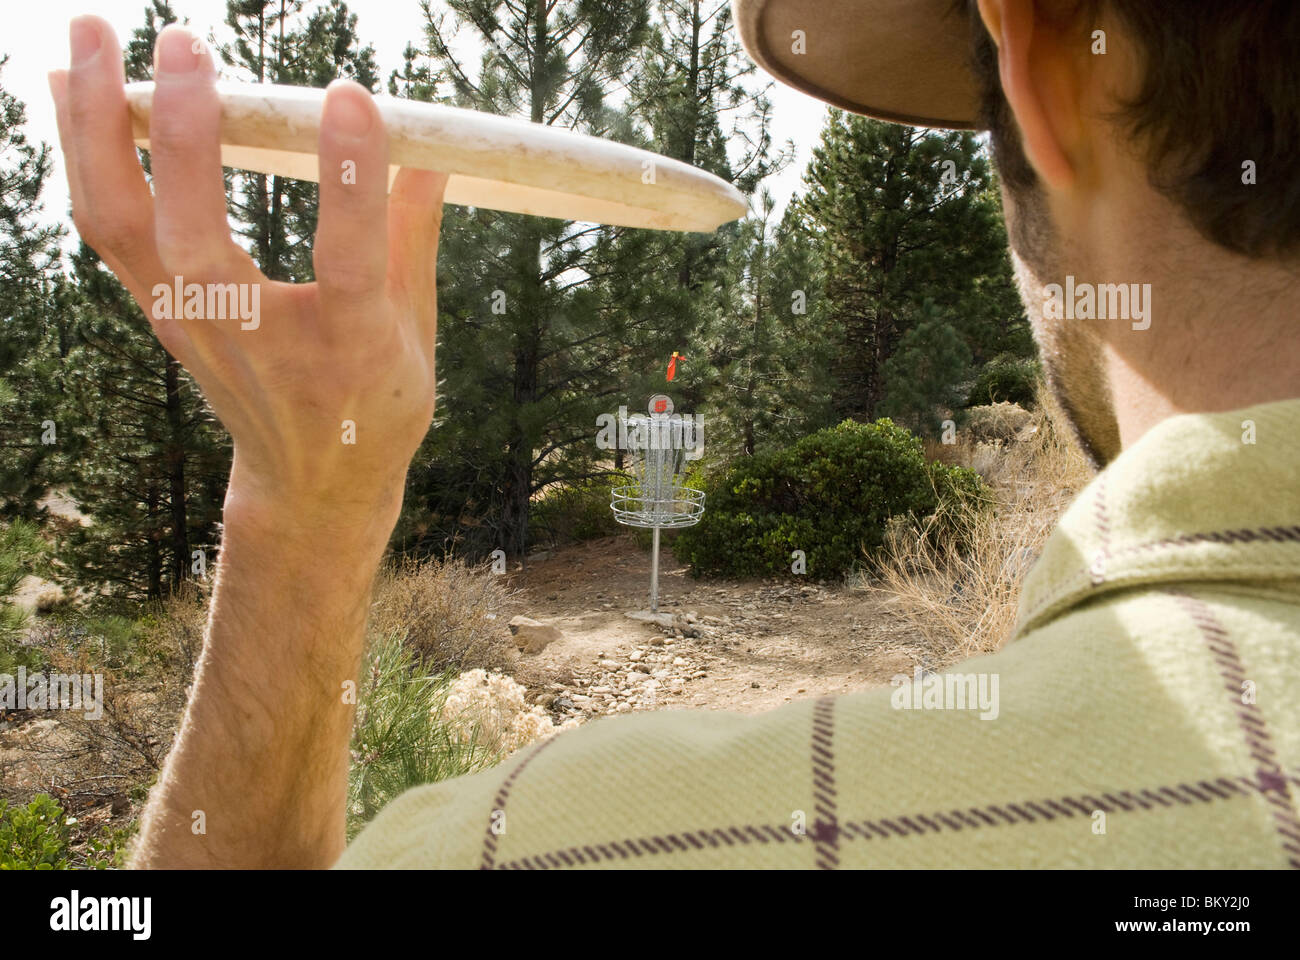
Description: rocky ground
xmin=505 ymin=535 xmax=935 ymax=722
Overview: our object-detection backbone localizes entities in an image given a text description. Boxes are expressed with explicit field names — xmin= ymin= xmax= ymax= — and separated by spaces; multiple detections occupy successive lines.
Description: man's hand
xmin=51 ymin=15 xmax=446 ymax=534
xmin=49 ymin=15 xmax=448 ymax=867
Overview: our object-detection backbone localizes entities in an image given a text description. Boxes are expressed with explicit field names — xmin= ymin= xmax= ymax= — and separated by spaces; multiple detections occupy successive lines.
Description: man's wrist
xmin=221 ymin=456 xmax=406 ymax=557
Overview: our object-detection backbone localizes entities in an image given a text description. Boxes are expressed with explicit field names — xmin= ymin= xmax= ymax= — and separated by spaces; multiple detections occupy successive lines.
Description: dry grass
xmin=868 ymin=397 xmax=1093 ymax=664
xmin=35 ymin=585 xmax=205 ymax=781
xmin=369 ymin=556 xmax=520 ymax=674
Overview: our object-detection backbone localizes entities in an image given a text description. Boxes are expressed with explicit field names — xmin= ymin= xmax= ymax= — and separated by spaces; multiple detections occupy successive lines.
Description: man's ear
xmin=976 ymin=0 xmax=1080 ymax=190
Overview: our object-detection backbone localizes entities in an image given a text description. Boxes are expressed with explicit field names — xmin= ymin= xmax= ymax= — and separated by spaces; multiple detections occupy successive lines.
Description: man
xmin=50 ymin=0 xmax=1299 ymax=869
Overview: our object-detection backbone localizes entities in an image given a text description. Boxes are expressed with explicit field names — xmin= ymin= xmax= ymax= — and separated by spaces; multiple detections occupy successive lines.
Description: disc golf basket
xmin=610 ymin=398 xmax=705 ymax=613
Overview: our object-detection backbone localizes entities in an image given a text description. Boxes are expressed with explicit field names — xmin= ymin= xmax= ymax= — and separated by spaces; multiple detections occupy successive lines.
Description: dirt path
xmin=506 ymin=535 xmax=931 ymax=719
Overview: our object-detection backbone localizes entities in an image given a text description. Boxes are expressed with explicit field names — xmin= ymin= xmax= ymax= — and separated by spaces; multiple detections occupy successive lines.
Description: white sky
xmin=3 ymin=0 xmax=828 ymax=234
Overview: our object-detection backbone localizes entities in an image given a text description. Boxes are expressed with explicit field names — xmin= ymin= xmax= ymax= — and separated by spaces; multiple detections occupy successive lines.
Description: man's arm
xmin=128 ymin=472 xmax=395 ymax=868
xmin=50 ymin=16 xmax=447 ymax=868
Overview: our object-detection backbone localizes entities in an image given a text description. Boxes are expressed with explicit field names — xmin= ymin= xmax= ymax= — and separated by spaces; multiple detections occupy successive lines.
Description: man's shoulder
xmin=338 ymin=584 xmax=1300 ymax=869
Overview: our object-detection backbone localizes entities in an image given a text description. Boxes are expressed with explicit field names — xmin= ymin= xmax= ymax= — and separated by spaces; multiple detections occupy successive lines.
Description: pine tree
xmin=57 ymin=246 xmax=230 ymax=599
xmin=878 ymin=299 xmax=973 ymax=438
xmin=387 ymin=42 xmax=441 ymax=100
xmin=0 ymin=57 xmax=65 ymax=516
xmin=620 ymin=0 xmax=789 ymax=413
xmin=798 ymin=111 xmax=1023 ymax=422
xmin=704 ymin=192 xmax=834 ymax=458
xmin=44 ymin=6 xmax=231 ymax=599
xmin=220 ymin=0 xmax=377 ymax=280
xmin=398 ymin=0 xmax=653 ymax=559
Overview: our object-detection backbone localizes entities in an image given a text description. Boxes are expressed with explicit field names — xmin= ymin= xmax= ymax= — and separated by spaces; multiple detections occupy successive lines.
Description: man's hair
xmin=965 ymin=0 xmax=1300 ymax=259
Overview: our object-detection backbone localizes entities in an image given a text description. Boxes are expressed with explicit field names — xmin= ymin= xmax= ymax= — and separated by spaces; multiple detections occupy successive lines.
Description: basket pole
xmin=650 ymin=526 xmax=661 ymax=613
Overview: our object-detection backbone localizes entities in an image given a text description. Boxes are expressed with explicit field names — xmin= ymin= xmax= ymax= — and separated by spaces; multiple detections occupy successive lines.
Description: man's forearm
xmin=53 ymin=15 xmax=447 ymax=869
xmin=131 ymin=471 xmax=399 ymax=869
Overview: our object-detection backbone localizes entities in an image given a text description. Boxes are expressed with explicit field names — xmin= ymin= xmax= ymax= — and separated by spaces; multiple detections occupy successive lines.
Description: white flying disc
xmin=123 ymin=81 xmax=747 ymax=233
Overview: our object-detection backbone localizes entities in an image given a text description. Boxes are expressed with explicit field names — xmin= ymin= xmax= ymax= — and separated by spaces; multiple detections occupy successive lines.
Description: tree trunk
xmin=163 ymin=353 xmax=190 ymax=590
xmin=498 ymin=3 xmax=552 ymax=557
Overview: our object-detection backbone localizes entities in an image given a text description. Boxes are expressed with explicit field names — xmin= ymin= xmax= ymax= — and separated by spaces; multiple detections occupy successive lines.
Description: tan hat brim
xmin=733 ymin=0 xmax=981 ymax=130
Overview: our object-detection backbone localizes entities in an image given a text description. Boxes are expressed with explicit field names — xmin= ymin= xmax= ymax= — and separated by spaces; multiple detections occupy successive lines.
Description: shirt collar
xmin=1015 ymin=397 xmax=1300 ymax=636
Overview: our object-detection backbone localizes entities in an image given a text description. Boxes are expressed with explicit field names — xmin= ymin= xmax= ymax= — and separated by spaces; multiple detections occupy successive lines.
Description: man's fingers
xmin=387 ymin=168 xmax=448 ymax=349
xmin=314 ymin=80 xmax=390 ymax=318
xmin=56 ymin=23 xmax=195 ymax=364
xmin=61 ymin=17 xmax=163 ymax=295
xmin=150 ymin=26 xmax=256 ymax=286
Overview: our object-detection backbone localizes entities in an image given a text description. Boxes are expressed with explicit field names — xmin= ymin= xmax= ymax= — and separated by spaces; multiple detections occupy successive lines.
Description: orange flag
xmin=666 ymin=351 xmax=683 ymax=382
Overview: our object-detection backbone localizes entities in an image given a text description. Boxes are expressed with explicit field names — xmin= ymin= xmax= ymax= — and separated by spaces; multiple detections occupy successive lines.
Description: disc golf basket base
xmin=610 ymin=409 xmax=704 ymax=613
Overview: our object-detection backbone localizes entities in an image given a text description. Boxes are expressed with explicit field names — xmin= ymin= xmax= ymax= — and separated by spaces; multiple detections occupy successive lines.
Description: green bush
xmin=348 ymin=632 xmax=501 ymax=840
xmin=674 ymin=418 xmax=986 ymax=580
xmin=923 ymin=459 xmax=995 ymax=553
xmin=967 ymin=353 xmax=1041 ymax=408
xmin=1 ymin=519 xmax=47 ymax=674
xmin=0 ymin=794 xmax=71 ymax=870
xmin=529 ymin=476 xmax=629 ymax=547
xmin=84 ymin=824 xmax=134 ymax=869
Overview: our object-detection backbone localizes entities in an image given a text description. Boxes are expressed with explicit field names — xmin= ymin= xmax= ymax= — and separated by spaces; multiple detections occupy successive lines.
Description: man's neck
xmin=1098 ymin=245 xmax=1300 ymax=452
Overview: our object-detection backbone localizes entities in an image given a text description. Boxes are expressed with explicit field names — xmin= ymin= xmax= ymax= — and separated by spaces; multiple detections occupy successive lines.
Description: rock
xmin=16 ymin=718 xmax=59 ymax=742
xmin=672 ymin=656 xmax=688 ymax=667
xmin=649 ymin=637 xmax=665 ymax=646
xmin=629 ymin=650 xmax=644 ymax=662
xmin=553 ymin=696 xmax=574 ymax=711
xmin=625 ymin=609 xmax=677 ymax=630
xmin=507 ymin=615 xmax=565 ymax=654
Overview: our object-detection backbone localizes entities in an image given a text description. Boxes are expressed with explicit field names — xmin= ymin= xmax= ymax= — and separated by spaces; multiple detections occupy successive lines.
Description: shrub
xmin=967 ymin=353 xmax=1041 ymax=408
xmin=136 ymin=581 xmax=209 ymax=680
xmin=84 ymin=824 xmax=134 ymax=869
xmin=0 ymin=519 xmax=47 ymax=674
xmin=0 ymin=794 xmax=71 ymax=870
xmin=529 ymin=476 xmax=628 ymax=547
xmin=369 ymin=556 xmax=518 ymax=674
xmin=673 ymin=418 xmax=986 ymax=580
xmin=964 ymin=402 xmax=1034 ymax=444
xmin=348 ymin=632 xmax=501 ymax=839
xmin=921 ymin=460 xmax=996 ymax=555
xmin=869 ymin=403 xmax=1092 ymax=659
xmin=29 ymin=589 xmax=204 ymax=780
